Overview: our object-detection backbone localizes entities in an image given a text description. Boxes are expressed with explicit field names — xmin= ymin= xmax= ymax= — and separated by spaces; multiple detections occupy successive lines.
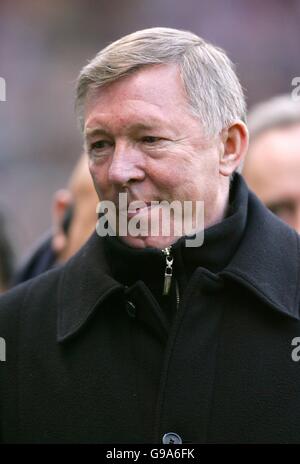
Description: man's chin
xmin=117 ymin=234 xmax=180 ymax=250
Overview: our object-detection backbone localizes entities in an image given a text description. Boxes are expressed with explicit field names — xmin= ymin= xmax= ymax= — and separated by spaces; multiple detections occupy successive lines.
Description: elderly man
xmin=243 ymin=94 xmax=300 ymax=233
xmin=1 ymin=28 xmax=300 ymax=444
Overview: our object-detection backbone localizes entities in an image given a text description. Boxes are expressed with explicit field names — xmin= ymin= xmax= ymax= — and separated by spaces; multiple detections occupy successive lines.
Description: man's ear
xmin=219 ymin=121 xmax=249 ymax=177
xmin=51 ymin=189 xmax=73 ymax=254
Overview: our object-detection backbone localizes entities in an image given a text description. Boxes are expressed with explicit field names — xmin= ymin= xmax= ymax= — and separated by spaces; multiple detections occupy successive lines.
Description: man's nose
xmin=107 ymin=142 xmax=145 ymax=187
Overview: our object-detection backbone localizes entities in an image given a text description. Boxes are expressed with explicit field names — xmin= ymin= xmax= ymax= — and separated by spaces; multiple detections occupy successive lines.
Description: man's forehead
xmin=248 ymin=128 xmax=300 ymax=165
xmin=84 ymin=115 xmax=168 ymax=137
xmin=84 ymin=94 xmax=187 ymax=137
xmin=84 ymin=64 xmax=188 ymax=117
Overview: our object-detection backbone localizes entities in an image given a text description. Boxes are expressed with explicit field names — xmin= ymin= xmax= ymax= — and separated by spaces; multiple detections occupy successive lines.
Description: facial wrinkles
xmin=91 ymin=132 xmax=210 ymax=206
xmin=86 ymin=78 xmax=172 ymax=117
xmin=86 ymin=67 xmax=215 ymax=199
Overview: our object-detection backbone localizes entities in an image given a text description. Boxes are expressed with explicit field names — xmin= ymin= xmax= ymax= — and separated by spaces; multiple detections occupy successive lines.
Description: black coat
xmin=1 ymin=183 xmax=300 ymax=444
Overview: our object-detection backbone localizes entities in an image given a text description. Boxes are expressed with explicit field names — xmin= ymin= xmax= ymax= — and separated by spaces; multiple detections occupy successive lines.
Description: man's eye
xmin=90 ymin=140 xmax=111 ymax=150
xmin=268 ymin=201 xmax=295 ymax=218
xmin=141 ymin=136 xmax=161 ymax=144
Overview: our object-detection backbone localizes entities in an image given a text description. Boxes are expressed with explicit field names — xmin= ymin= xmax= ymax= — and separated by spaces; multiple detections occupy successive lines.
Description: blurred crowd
xmin=0 ymin=153 xmax=98 ymax=292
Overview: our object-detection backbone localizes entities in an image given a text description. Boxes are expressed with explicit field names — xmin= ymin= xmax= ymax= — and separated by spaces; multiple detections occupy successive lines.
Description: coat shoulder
xmin=0 ymin=266 xmax=63 ymax=328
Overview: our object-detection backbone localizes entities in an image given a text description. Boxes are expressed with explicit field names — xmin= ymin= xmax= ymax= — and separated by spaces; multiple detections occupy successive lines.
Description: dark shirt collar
xmin=103 ymin=173 xmax=247 ymax=300
xmin=175 ymin=173 xmax=248 ymax=278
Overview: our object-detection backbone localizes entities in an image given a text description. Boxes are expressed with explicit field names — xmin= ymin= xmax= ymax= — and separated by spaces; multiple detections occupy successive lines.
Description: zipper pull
xmin=162 ymin=247 xmax=173 ymax=296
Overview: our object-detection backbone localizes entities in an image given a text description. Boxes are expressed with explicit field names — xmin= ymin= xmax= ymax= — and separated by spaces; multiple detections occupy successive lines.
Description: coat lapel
xmin=222 ymin=189 xmax=300 ymax=320
xmin=57 ymin=232 xmax=124 ymax=342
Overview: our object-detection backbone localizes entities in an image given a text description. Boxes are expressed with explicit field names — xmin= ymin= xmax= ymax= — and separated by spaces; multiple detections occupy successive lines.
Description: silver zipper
xmin=162 ymin=246 xmax=180 ymax=309
xmin=162 ymin=246 xmax=173 ymax=296
xmin=175 ymin=279 xmax=180 ymax=310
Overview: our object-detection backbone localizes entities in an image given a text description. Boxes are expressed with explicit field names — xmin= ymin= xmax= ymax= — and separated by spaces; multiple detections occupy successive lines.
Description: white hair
xmin=75 ymin=27 xmax=246 ymax=138
xmin=247 ymin=94 xmax=300 ymax=140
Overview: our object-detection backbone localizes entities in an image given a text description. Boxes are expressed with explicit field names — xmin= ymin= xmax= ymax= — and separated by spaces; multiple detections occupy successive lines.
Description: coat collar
xmin=57 ymin=181 xmax=300 ymax=343
xmin=221 ymin=188 xmax=300 ymax=320
xmin=57 ymin=232 xmax=124 ymax=343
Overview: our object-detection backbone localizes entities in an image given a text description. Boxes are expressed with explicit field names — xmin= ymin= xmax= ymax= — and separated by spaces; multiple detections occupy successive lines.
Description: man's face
xmin=243 ymin=124 xmax=300 ymax=233
xmin=84 ymin=63 xmax=225 ymax=248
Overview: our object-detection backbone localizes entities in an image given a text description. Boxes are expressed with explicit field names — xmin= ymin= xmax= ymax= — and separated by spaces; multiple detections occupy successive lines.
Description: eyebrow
xmin=85 ymin=127 xmax=110 ymax=139
xmin=267 ymin=199 xmax=296 ymax=211
xmin=84 ymin=122 xmax=166 ymax=139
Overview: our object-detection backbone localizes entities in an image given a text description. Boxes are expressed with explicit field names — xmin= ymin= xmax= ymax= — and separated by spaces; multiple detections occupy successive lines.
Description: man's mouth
xmin=126 ymin=201 xmax=159 ymax=219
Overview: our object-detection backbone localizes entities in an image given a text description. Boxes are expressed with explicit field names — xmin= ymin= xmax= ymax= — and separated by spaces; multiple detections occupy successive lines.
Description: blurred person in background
xmin=0 ymin=211 xmax=14 ymax=293
xmin=13 ymin=153 xmax=99 ymax=284
xmin=242 ymin=94 xmax=300 ymax=232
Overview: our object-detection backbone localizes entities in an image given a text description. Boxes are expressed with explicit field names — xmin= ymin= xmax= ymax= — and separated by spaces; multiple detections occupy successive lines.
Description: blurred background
xmin=1 ymin=0 xmax=300 ymax=263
